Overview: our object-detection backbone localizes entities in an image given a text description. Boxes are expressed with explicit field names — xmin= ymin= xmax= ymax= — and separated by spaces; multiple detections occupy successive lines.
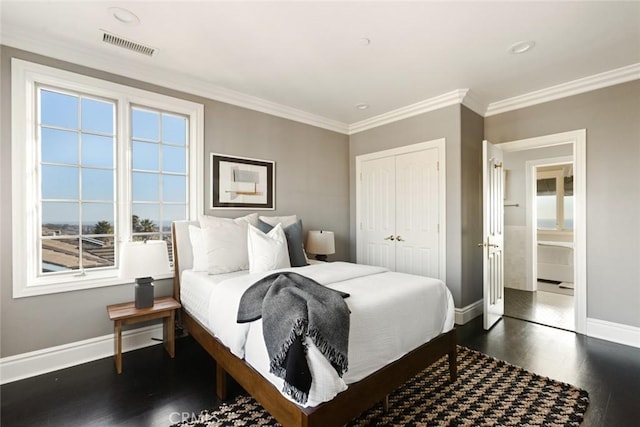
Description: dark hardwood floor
xmin=2 ymin=316 xmax=639 ymax=426
xmin=504 ymin=287 xmax=575 ymax=330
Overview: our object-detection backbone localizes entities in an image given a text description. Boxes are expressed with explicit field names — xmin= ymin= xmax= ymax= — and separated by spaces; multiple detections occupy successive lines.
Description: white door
xmin=482 ymin=140 xmax=505 ymax=330
xmin=395 ymin=149 xmax=440 ymax=277
xmin=359 ymin=148 xmax=440 ymax=277
xmin=360 ymin=156 xmax=396 ymax=270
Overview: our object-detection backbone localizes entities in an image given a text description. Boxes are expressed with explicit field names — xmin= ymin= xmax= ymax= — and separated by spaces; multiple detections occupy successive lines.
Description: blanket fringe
xmin=282 ymin=381 xmax=309 ymax=404
xmin=308 ymin=327 xmax=348 ymax=376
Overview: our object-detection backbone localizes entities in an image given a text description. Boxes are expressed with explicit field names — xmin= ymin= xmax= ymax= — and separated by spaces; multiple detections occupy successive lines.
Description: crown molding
xmin=1 ymin=26 xmax=350 ymax=134
xmin=349 ymin=89 xmax=469 ymax=135
xmin=460 ymin=89 xmax=487 ymax=117
xmin=486 ymin=62 xmax=640 ymax=116
xmin=3 ymin=25 xmax=638 ymax=133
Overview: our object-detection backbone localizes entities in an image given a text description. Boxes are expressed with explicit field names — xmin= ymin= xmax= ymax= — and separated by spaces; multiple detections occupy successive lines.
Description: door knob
xmin=384 ymin=235 xmax=395 ymax=241
xmin=396 ymin=235 xmax=404 ymax=242
xmin=477 ymin=242 xmax=499 ymax=248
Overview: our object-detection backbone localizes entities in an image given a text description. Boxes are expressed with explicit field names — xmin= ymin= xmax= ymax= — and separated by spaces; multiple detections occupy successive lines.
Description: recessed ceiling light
xmin=508 ymin=40 xmax=535 ymax=55
xmin=356 ymin=103 xmax=369 ymax=110
xmin=109 ymin=7 xmax=140 ymax=25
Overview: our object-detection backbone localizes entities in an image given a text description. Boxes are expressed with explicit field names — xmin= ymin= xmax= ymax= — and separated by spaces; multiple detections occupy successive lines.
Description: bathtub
xmin=537 ymin=241 xmax=574 ymax=283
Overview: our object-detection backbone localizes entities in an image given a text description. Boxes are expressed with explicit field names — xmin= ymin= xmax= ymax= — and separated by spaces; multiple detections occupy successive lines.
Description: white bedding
xmin=180 ymin=269 xmax=247 ymax=330
xmin=180 ymin=261 xmax=454 ymax=407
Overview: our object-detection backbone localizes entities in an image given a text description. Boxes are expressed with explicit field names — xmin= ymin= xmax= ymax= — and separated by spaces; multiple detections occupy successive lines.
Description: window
xmin=536 ymin=165 xmax=573 ymax=231
xmin=12 ymin=59 xmax=203 ymax=297
xmin=39 ymin=89 xmax=117 ymax=274
xmin=130 ymin=107 xmax=189 ymax=260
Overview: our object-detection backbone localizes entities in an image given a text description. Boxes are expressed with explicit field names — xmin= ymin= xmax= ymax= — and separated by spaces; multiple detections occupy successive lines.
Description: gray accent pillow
xmin=257 ymin=219 xmax=308 ymax=267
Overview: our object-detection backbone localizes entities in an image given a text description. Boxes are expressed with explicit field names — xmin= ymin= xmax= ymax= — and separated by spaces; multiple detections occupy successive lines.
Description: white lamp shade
xmin=306 ymin=230 xmax=335 ymax=255
xmin=119 ymin=240 xmax=171 ymax=280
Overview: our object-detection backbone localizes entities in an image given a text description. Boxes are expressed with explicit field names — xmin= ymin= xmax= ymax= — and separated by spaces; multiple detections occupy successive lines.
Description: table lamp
xmin=119 ymin=240 xmax=171 ymax=308
xmin=306 ymin=230 xmax=335 ymax=262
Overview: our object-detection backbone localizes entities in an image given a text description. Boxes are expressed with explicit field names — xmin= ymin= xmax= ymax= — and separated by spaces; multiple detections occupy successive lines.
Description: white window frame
xmin=535 ymin=160 xmax=574 ymax=232
xmin=11 ymin=59 xmax=204 ymax=298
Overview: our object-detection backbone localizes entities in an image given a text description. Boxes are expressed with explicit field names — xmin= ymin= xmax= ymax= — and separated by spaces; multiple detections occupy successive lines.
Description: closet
xmin=356 ymin=140 xmax=444 ymax=279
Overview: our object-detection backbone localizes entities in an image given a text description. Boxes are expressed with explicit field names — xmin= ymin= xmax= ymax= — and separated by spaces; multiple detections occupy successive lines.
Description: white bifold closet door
xmin=359 ymin=148 xmax=440 ymax=278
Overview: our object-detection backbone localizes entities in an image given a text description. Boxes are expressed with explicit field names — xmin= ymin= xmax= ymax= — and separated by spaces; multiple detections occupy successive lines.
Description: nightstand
xmin=106 ymin=296 xmax=181 ymax=374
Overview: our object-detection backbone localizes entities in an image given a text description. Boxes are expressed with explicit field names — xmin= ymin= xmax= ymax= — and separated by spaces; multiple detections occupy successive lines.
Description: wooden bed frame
xmin=172 ymin=223 xmax=457 ymax=427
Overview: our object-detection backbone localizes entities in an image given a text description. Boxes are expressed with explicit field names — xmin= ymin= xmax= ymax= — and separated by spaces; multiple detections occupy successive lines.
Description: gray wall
xmin=486 ymin=80 xmax=640 ymax=328
xmin=0 ymin=46 xmax=349 ymax=357
xmin=460 ymin=106 xmax=484 ymax=305
xmin=349 ymin=104 xmax=483 ymax=307
xmin=203 ymin=102 xmax=349 ymax=251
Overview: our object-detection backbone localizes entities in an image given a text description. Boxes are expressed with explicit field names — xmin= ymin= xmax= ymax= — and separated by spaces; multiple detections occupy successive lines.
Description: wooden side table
xmin=107 ymin=296 xmax=181 ymax=374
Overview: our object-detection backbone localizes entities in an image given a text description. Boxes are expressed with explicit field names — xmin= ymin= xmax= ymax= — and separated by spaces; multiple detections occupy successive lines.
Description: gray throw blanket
xmin=237 ymin=272 xmax=350 ymax=404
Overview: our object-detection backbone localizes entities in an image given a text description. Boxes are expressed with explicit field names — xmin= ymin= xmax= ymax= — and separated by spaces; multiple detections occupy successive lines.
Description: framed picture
xmin=210 ymin=153 xmax=275 ymax=210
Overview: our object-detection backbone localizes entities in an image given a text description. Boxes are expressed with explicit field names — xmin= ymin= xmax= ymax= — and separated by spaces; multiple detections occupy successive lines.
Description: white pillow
xmin=188 ymin=225 xmax=208 ymax=272
xmin=247 ymin=223 xmax=291 ymax=274
xmin=201 ymin=221 xmax=250 ymax=274
xmin=259 ymin=214 xmax=297 ymax=228
xmin=194 ymin=213 xmax=257 ymax=274
xmin=200 ymin=212 xmax=259 ymax=228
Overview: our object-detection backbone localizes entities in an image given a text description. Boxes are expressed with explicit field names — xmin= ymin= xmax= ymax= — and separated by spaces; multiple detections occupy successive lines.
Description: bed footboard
xmin=181 ymin=308 xmax=457 ymax=427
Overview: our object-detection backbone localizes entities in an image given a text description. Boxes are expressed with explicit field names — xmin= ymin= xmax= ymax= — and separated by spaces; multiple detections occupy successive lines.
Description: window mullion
xmin=158 ymin=114 xmax=163 ymax=241
xmin=77 ymin=99 xmax=84 ymax=273
xmin=117 ymin=97 xmax=131 ymax=253
xmin=31 ymin=84 xmax=42 ymax=285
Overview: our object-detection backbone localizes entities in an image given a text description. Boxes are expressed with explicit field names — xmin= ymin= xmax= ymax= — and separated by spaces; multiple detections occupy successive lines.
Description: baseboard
xmin=586 ymin=318 xmax=640 ymax=349
xmin=0 ymin=324 xmax=163 ymax=385
xmin=3 ymin=307 xmax=635 ymax=385
xmin=455 ymin=299 xmax=483 ymax=325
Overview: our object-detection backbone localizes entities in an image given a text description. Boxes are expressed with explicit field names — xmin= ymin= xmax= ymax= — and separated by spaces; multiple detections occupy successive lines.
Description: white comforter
xmin=181 ymin=262 xmax=454 ymax=407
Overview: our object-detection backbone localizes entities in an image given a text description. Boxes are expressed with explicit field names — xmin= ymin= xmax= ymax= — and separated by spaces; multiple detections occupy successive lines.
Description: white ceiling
xmin=2 ymin=1 xmax=639 ymax=132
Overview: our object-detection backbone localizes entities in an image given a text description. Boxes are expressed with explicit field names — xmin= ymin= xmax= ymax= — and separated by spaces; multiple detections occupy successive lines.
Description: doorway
xmin=497 ymin=130 xmax=586 ymax=334
xmin=504 ymin=155 xmax=575 ymax=330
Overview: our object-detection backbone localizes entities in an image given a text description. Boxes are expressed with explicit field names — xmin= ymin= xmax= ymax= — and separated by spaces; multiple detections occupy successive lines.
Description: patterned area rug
xmin=172 ymin=346 xmax=589 ymax=426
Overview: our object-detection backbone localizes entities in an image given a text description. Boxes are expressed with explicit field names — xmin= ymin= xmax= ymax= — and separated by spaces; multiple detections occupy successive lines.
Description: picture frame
xmin=210 ymin=153 xmax=275 ymax=210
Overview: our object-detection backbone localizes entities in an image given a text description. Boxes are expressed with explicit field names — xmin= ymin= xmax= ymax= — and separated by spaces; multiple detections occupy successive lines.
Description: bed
xmin=172 ymin=216 xmax=457 ymax=427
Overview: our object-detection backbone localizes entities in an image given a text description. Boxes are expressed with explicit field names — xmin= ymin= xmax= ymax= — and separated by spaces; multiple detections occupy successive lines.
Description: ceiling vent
xmin=101 ymin=30 xmax=156 ymax=57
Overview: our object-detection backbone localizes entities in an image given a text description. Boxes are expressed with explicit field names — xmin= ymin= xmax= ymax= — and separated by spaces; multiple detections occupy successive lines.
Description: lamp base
xmin=314 ymin=254 xmax=328 ymax=262
xmin=135 ymin=280 xmax=154 ymax=309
